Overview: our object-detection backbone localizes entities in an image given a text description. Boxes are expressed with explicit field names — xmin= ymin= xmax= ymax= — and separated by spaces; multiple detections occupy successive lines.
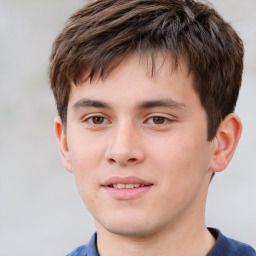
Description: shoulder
xmin=66 ymin=233 xmax=98 ymax=256
xmin=208 ymin=228 xmax=256 ymax=256
xmin=227 ymin=239 xmax=256 ymax=256
xmin=66 ymin=245 xmax=87 ymax=256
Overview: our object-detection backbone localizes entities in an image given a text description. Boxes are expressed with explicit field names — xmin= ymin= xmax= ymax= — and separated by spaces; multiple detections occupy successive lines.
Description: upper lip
xmin=102 ymin=176 xmax=153 ymax=186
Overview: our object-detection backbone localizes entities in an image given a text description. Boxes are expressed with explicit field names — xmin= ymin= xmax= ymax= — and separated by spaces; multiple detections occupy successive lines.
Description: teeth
xmin=112 ymin=184 xmax=143 ymax=189
xmin=114 ymin=184 xmax=125 ymax=189
xmin=126 ymin=184 xmax=139 ymax=189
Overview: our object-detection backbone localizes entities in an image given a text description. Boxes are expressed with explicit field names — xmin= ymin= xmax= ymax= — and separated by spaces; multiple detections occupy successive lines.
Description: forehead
xmin=68 ymin=53 xmax=197 ymax=109
xmin=74 ymin=53 xmax=191 ymax=84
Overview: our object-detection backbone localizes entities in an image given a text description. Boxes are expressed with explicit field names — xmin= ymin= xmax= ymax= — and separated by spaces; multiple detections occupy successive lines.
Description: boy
xmin=49 ymin=0 xmax=255 ymax=255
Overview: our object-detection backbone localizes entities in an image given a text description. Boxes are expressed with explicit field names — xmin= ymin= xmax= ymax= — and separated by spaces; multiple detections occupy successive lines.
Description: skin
xmin=55 ymin=54 xmax=242 ymax=256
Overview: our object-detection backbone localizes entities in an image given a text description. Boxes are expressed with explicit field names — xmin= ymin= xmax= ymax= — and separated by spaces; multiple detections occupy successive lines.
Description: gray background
xmin=0 ymin=0 xmax=255 ymax=255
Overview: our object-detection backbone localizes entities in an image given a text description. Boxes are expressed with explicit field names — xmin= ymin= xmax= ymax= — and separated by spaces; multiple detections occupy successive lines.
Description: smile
xmin=110 ymin=184 xmax=145 ymax=189
xmin=102 ymin=177 xmax=153 ymax=200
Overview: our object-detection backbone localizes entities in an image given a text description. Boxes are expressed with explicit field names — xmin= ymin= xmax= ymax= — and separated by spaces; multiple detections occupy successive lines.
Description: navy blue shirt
xmin=66 ymin=228 xmax=255 ymax=256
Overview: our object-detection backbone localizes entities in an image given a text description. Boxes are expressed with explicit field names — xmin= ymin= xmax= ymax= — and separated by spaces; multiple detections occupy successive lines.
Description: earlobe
xmin=54 ymin=116 xmax=73 ymax=173
xmin=209 ymin=113 xmax=242 ymax=172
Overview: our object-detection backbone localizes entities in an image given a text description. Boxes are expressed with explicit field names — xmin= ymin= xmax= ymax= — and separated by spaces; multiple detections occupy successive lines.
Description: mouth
xmin=102 ymin=176 xmax=153 ymax=200
xmin=108 ymin=183 xmax=148 ymax=189
xmin=102 ymin=176 xmax=153 ymax=187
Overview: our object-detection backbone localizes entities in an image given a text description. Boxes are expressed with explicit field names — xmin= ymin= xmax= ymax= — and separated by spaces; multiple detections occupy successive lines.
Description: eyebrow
xmin=72 ymin=98 xmax=111 ymax=110
xmin=72 ymin=98 xmax=186 ymax=111
xmin=136 ymin=98 xmax=186 ymax=109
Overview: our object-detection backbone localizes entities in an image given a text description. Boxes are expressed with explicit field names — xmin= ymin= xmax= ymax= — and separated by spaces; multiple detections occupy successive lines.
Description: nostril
xmin=109 ymin=158 xmax=116 ymax=163
xmin=108 ymin=157 xmax=137 ymax=165
xmin=128 ymin=158 xmax=137 ymax=162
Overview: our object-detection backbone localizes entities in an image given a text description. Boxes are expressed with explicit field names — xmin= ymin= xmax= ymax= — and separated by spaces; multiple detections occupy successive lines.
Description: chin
xmin=105 ymin=224 xmax=153 ymax=238
xmin=99 ymin=214 xmax=169 ymax=239
xmin=96 ymin=213 xmax=154 ymax=237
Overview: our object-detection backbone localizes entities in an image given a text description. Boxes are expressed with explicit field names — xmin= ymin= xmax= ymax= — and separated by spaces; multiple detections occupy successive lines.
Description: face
xmin=56 ymin=54 xmax=217 ymax=238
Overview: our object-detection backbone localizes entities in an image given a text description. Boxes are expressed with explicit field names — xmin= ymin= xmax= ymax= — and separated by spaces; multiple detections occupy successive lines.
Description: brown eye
xmin=91 ymin=116 xmax=105 ymax=124
xmin=152 ymin=116 xmax=166 ymax=124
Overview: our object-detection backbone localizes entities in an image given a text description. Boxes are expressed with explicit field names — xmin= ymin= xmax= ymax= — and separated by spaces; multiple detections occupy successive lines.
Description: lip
xmin=102 ymin=176 xmax=153 ymax=200
xmin=102 ymin=176 xmax=152 ymax=186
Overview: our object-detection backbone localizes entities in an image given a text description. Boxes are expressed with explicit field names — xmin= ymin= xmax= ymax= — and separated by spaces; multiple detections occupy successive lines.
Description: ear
xmin=209 ymin=113 xmax=242 ymax=172
xmin=54 ymin=116 xmax=73 ymax=173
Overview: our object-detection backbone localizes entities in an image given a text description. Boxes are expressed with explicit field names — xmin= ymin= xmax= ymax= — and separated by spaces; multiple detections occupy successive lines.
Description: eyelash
xmin=85 ymin=116 xmax=109 ymax=125
xmin=83 ymin=115 xmax=173 ymax=127
xmin=146 ymin=116 xmax=171 ymax=125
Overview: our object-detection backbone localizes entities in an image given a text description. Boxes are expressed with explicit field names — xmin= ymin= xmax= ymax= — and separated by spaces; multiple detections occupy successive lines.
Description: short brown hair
xmin=49 ymin=0 xmax=244 ymax=140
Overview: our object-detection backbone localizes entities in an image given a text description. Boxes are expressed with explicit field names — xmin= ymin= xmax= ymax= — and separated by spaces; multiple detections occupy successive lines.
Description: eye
xmin=151 ymin=116 xmax=166 ymax=124
xmin=90 ymin=116 xmax=105 ymax=124
xmin=85 ymin=116 xmax=109 ymax=125
xmin=147 ymin=116 xmax=170 ymax=125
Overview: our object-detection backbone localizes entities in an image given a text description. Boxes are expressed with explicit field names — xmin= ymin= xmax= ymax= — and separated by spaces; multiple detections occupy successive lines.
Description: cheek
xmin=151 ymin=135 xmax=194 ymax=172
xmin=150 ymin=137 xmax=211 ymax=216
xmin=151 ymin=133 xmax=211 ymax=188
xmin=68 ymin=132 xmax=106 ymax=169
xmin=68 ymin=138 xmax=103 ymax=206
xmin=67 ymin=134 xmax=107 ymax=198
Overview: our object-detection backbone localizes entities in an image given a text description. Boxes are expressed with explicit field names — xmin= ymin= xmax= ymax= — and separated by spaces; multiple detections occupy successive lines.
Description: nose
xmin=105 ymin=123 xmax=145 ymax=167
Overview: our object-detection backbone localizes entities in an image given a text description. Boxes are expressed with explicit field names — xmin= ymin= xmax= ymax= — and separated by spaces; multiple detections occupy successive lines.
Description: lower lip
xmin=103 ymin=185 xmax=152 ymax=200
